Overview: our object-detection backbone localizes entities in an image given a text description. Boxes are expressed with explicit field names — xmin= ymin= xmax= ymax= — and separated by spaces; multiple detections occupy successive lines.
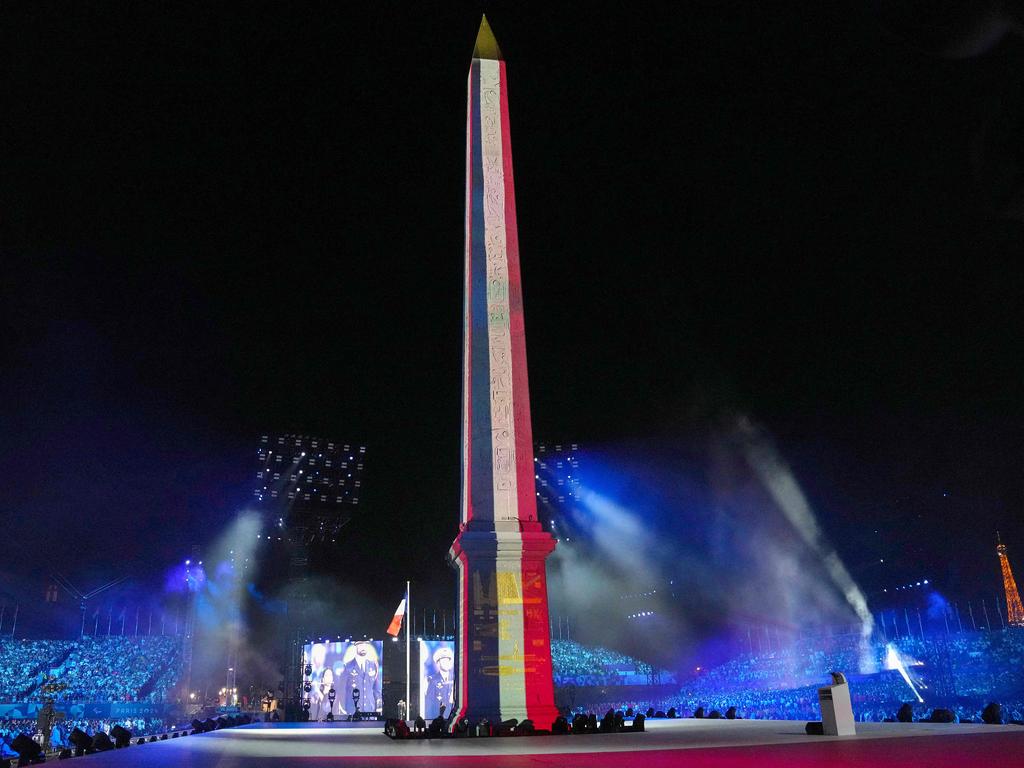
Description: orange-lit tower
xmin=997 ymin=533 xmax=1024 ymax=627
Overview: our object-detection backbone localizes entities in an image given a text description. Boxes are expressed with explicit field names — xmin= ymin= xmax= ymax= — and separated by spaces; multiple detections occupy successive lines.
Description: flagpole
xmin=405 ymin=580 xmax=411 ymax=722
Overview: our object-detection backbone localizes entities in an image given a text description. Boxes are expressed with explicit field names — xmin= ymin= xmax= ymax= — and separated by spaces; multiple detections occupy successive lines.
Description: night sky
xmin=3 ymin=2 xmax=1024 ymax=627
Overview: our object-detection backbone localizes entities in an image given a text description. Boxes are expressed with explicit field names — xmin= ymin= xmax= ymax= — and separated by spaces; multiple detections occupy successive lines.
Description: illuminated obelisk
xmin=448 ymin=15 xmax=559 ymax=728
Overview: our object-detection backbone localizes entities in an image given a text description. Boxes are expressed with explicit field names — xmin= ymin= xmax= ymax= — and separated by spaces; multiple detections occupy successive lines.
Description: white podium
xmin=818 ymin=672 xmax=856 ymax=736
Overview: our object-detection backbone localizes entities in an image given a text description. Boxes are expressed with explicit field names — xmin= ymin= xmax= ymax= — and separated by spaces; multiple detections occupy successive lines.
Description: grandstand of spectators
xmin=1 ymin=715 xmax=175 ymax=758
xmin=674 ymin=628 xmax=1024 ymax=723
xmin=0 ymin=639 xmax=67 ymax=703
xmin=551 ymin=639 xmax=674 ymax=686
xmin=545 ymin=629 xmax=1024 ymax=724
xmin=0 ymin=636 xmax=183 ymax=704
xmin=3 ymin=627 xmax=1021 ymax=740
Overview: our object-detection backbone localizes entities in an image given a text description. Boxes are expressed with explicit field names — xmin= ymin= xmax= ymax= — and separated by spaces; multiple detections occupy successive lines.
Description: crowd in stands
xmin=1 ymin=716 xmax=175 ymax=759
xmin=0 ymin=636 xmax=182 ymax=703
xmin=547 ymin=629 xmax=1024 ymax=724
xmin=615 ymin=629 xmax=1024 ymax=723
xmin=2 ymin=625 xmax=1020 ymax=746
xmin=0 ymin=640 xmax=67 ymax=702
xmin=681 ymin=634 xmax=868 ymax=696
xmin=53 ymin=636 xmax=181 ymax=702
xmin=671 ymin=629 xmax=1024 ymax=722
xmin=551 ymin=640 xmax=673 ymax=687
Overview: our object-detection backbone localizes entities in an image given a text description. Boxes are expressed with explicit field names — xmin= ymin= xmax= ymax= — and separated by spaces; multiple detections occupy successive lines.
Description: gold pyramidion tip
xmin=473 ymin=14 xmax=503 ymax=61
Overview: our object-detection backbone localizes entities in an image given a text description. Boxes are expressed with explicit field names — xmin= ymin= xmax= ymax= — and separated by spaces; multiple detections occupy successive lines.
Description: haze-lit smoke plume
xmin=731 ymin=416 xmax=877 ymax=672
xmin=171 ymin=504 xmax=395 ymax=701
xmin=188 ymin=511 xmax=264 ymax=697
xmin=544 ymin=414 xmax=879 ymax=679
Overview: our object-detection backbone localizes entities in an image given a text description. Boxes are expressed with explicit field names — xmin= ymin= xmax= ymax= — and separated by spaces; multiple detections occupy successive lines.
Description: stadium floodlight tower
xmin=997 ymin=532 xmax=1024 ymax=627
xmin=448 ymin=15 xmax=559 ymax=729
xmin=254 ymin=433 xmax=366 ymax=707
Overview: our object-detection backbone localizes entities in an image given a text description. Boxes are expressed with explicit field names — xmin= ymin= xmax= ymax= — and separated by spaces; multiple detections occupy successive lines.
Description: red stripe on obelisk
xmin=497 ymin=63 xmax=535 ymax=529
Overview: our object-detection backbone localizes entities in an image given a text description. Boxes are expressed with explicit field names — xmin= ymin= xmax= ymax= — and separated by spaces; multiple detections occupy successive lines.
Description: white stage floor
xmin=76 ymin=717 xmax=1024 ymax=767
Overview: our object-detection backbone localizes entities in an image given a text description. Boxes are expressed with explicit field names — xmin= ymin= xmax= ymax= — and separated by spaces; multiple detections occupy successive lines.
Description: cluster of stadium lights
xmin=627 ymin=611 xmax=655 ymax=619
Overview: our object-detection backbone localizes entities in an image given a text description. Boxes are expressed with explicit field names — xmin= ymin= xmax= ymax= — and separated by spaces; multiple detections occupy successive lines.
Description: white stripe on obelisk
xmin=478 ymin=58 xmax=518 ymax=525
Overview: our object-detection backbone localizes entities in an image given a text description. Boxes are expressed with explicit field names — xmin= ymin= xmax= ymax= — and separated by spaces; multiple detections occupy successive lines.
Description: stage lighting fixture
xmin=93 ymin=731 xmax=115 ymax=751
xmin=160 ymin=734 xmax=169 ymax=740
xmin=11 ymin=734 xmax=42 ymax=763
xmin=111 ymin=724 xmax=132 ymax=748
xmin=69 ymin=727 xmax=93 ymax=756
xmin=172 ymin=731 xmax=180 ymax=737
xmin=136 ymin=738 xmax=146 ymax=745
xmin=204 ymin=718 xmax=217 ymax=731
xmin=58 ymin=747 xmax=73 ymax=759
xmin=148 ymin=736 xmax=158 ymax=743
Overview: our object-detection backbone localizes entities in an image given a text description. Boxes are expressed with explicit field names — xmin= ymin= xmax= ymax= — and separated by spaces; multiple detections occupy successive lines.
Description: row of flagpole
xmin=0 ymin=603 xmax=189 ymax=638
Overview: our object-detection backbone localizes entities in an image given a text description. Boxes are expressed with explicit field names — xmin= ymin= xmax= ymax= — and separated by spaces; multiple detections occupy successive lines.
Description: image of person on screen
xmin=313 ymin=667 xmax=335 ymax=720
xmin=341 ymin=641 xmax=381 ymax=713
xmin=309 ymin=643 xmax=327 ymax=676
xmin=423 ymin=645 xmax=454 ymax=720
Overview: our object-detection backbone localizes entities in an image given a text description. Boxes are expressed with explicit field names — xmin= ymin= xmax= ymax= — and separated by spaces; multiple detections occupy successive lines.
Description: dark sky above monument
xmin=3 ymin=2 xmax=1023 ymax=613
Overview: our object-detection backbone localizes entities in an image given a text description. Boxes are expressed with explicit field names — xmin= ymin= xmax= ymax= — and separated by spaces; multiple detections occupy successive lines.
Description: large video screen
xmin=304 ymin=640 xmax=383 ymax=716
xmin=419 ymin=639 xmax=455 ymax=720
